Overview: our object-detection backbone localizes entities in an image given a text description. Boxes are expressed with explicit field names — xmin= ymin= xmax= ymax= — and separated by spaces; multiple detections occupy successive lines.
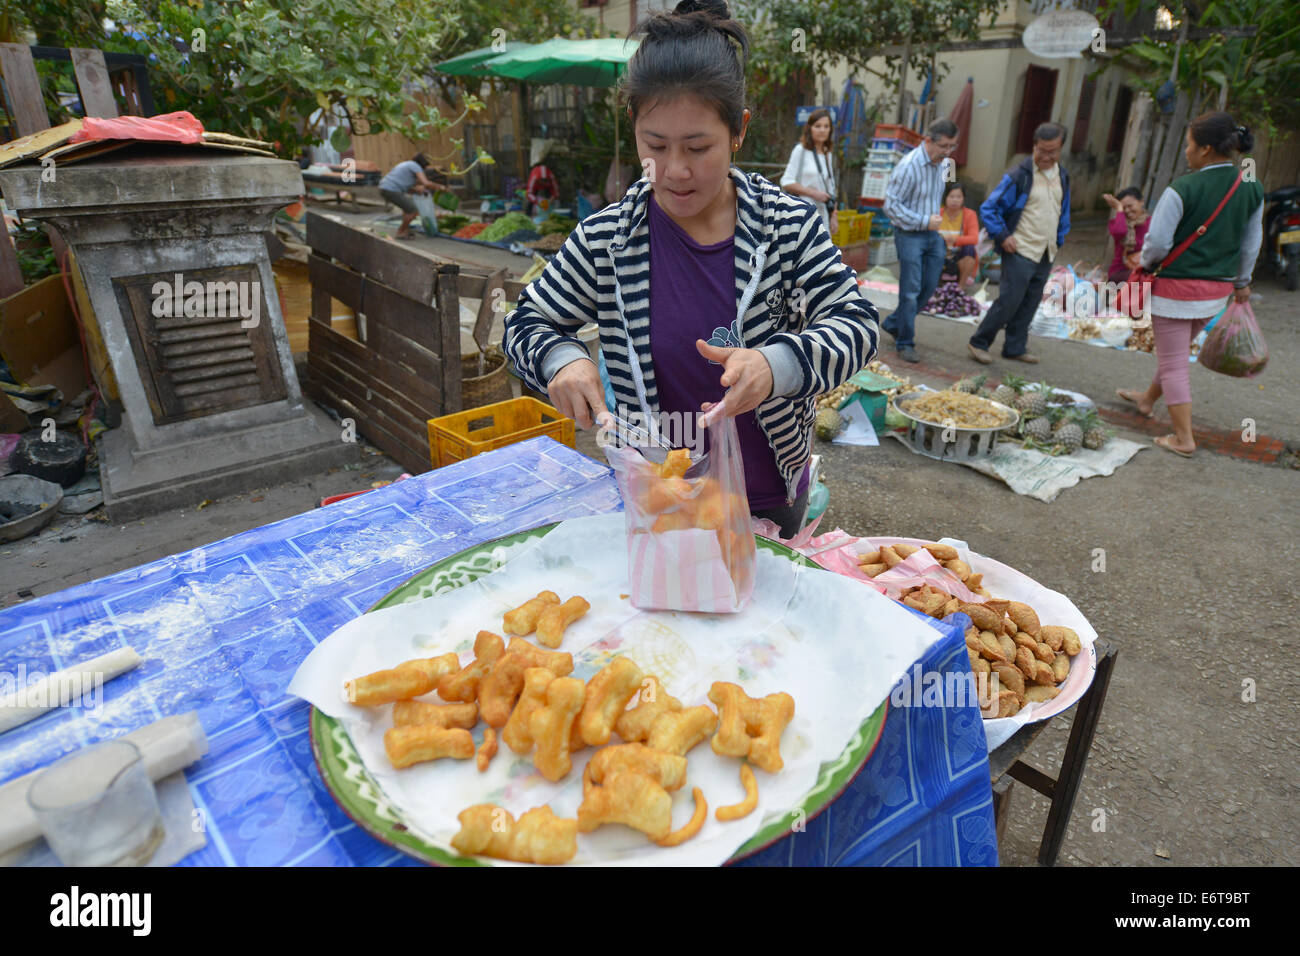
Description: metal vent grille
xmin=114 ymin=264 xmax=287 ymax=424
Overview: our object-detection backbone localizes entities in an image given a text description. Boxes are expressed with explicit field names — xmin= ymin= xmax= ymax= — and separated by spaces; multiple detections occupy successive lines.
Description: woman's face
xmin=1184 ymin=129 xmax=1210 ymax=170
xmin=1121 ymin=195 xmax=1145 ymax=220
xmin=811 ymin=117 xmax=832 ymax=145
xmin=944 ymin=188 xmax=964 ymax=212
xmin=635 ymin=94 xmax=745 ymax=221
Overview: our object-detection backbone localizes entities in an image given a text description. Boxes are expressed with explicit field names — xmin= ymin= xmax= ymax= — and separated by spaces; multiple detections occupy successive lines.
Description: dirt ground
xmin=3 ymin=212 xmax=1296 ymax=867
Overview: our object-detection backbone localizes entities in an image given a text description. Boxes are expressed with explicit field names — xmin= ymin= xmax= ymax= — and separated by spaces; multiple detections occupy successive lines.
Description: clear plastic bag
xmin=604 ymin=402 xmax=756 ymax=613
xmin=1197 ymin=300 xmax=1269 ymax=378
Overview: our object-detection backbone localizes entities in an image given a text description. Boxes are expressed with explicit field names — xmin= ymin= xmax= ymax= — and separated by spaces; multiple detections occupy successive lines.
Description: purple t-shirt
xmin=646 ymin=193 xmax=806 ymax=509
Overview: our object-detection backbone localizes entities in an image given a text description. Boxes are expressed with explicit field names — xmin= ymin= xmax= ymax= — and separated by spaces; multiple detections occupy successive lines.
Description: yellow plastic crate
xmin=832 ymin=210 xmax=857 ymax=246
xmin=851 ymin=211 xmax=873 ymax=243
xmin=427 ymin=397 xmax=575 ymax=468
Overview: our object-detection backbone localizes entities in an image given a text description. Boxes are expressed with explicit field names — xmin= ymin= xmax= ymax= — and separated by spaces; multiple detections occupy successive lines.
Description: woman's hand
xmin=1233 ymin=285 xmax=1251 ymax=303
xmin=829 ymin=210 xmax=839 ymax=235
xmin=695 ymin=341 xmax=773 ymax=417
xmin=547 ymin=359 xmax=608 ymax=430
xmin=1124 ymin=250 xmax=1141 ymax=269
xmin=810 ymin=188 xmax=832 ymax=203
xmin=1102 ymin=192 xmax=1121 ymax=212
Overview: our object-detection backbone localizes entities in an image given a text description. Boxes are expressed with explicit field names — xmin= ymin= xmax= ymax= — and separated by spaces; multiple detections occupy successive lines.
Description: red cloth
xmin=947 ymin=79 xmax=973 ymax=167
xmin=69 ymin=111 xmax=205 ymax=144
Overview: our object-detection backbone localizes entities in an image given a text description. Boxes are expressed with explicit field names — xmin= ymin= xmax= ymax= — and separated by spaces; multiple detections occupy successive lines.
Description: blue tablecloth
xmin=0 ymin=436 xmax=996 ymax=866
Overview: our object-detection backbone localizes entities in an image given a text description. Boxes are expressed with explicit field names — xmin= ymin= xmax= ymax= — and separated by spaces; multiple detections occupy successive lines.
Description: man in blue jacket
xmin=968 ymin=123 xmax=1071 ymax=364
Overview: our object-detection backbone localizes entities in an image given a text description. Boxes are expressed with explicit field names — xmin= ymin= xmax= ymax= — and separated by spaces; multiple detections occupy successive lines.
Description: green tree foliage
xmin=1102 ymin=0 xmax=1300 ymax=133
xmin=97 ymin=0 xmax=490 ymax=162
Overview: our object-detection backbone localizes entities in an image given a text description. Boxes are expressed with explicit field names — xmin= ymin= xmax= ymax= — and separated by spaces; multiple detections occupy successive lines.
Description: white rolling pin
xmin=0 ymin=647 xmax=143 ymax=734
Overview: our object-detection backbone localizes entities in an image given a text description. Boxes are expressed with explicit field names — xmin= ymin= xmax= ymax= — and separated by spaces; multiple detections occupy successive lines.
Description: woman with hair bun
xmin=503 ymin=0 xmax=879 ymax=535
xmin=1117 ymin=111 xmax=1265 ymax=457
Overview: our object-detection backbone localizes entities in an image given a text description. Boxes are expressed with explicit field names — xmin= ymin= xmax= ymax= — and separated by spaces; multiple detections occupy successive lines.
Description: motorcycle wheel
xmin=1286 ymin=251 xmax=1299 ymax=291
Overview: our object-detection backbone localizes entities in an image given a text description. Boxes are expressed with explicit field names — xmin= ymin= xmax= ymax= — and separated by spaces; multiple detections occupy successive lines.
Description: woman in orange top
xmin=937 ymin=182 xmax=980 ymax=289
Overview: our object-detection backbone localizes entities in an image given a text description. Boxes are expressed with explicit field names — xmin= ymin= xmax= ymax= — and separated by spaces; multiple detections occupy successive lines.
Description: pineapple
xmin=1081 ymin=411 xmax=1110 ymax=450
xmin=1023 ymin=416 xmax=1052 ymax=442
xmin=815 ymin=408 xmax=845 ymax=441
xmin=1015 ymin=387 xmax=1048 ymax=419
xmin=1056 ymin=422 xmax=1084 ymax=454
xmin=953 ymin=373 xmax=986 ymax=394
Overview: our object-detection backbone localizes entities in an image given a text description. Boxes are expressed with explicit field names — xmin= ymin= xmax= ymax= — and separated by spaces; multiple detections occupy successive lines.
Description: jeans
xmin=970 ymin=250 xmax=1053 ymax=356
xmin=883 ymin=230 xmax=946 ymax=349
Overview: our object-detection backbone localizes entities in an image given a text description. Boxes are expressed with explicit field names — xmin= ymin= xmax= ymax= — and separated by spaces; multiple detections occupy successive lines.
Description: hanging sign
xmin=1023 ymin=10 xmax=1102 ymax=59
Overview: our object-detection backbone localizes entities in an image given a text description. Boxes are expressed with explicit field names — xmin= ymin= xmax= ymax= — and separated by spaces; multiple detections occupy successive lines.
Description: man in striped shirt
xmin=881 ymin=119 xmax=958 ymax=362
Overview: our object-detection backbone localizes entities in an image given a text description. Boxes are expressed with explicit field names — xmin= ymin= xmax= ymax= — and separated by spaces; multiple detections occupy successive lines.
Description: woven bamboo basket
xmin=461 ymin=348 xmax=513 ymax=408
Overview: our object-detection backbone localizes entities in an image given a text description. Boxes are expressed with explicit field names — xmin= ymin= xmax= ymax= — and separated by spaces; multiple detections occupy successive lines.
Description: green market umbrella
xmin=433 ymin=42 xmax=530 ymax=78
xmin=480 ymin=38 xmax=640 ymax=185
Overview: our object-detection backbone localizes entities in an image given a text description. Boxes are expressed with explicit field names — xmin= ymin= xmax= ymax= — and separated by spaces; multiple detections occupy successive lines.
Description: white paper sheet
xmin=289 ymin=514 xmax=944 ymax=866
xmin=832 ymin=399 xmax=880 ymax=447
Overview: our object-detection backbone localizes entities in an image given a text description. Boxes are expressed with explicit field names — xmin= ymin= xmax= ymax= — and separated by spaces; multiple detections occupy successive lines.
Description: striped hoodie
xmin=503 ymin=167 xmax=880 ymax=503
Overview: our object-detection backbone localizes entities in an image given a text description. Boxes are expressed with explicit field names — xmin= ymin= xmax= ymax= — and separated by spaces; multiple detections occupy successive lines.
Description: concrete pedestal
xmin=0 ymin=149 xmax=357 ymax=520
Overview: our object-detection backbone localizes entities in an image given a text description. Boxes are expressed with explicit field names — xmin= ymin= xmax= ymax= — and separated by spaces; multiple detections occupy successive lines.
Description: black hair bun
xmin=1236 ymin=125 xmax=1255 ymax=152
xmin=675 ymin=0 xmax=730 ymax=18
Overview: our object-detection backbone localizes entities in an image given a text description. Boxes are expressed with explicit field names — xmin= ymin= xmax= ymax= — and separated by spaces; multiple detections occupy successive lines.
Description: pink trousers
xmin=1151 ymin=314 xmax=1210 ymax=406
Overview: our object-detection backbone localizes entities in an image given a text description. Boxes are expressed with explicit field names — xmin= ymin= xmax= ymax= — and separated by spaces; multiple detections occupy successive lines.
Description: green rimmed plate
xmin=309 ymin=523 xmax=888 ymax=866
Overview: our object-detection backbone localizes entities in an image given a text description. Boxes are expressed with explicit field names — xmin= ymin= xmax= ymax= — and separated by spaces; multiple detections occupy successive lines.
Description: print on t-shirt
xmin=705 ymin=317 xmax=744 ymax=362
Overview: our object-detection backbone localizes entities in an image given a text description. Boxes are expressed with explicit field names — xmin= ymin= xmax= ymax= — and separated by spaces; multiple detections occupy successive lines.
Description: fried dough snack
xmin=579 ymin=657 xmax=645 ymax=746
xmin=658 ymin=449 xmax=692 ymax=480
xmin=535 ymin=596 xmax=590 ymax=649
xmin=657 ymin=788 xmax=707 ymax=847
xmin=643 ymin=477 xmax=692 ymax=515
xmin=451 ymin=804 xmax=577 ymax=865
xmin=708 ymin=682 xmax=795 ymax=773
xmin=614 ymin=676 xmax=683 ymax=744
xmin=480 ymin=638 xmax=574 ymax=728
xmin=646 ymin=705 xmax=718 ymax=757
xmin=503 ymin=591 xmax=560 ymax=636
xmin=391 ymin=700 xmax=479 ymax=729
xmin=502 ymin=667 xmax=556 ymax=754
xmin=577 ymin=769 xmax=673 ymax=842
xmin=476 ymin=728 xmax=498 ymax=772
xmin=529 ymin=677 xmax=585 ymax=781
xmin=383 ymin=725 xmax=474 ymax=769
xmin=716 ymin=763 xmax=759 ymax=822
xmin=582 ymin=743 xmax=687 ymax=794
xmin=436 ymin=631 xmax=505 ymax=703
xmin=344 ymin=652 xmax=460 ymax=706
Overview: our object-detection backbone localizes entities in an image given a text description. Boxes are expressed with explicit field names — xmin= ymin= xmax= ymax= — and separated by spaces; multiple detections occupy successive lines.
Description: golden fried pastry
xmin=1006 ymin=601 xmax=1041 ymax=638
xmin=436 ymin=631 xmax=505 ymax=703
xmin=479 ymin=638 xmax=575 ymax=728
xmin=716 ymin=763 xmax=759 ymax=821
xmin=529 ymin=677 xmax=585 ymax=781
xmin=1024 ymin=685 xmax=1061 ymax=704
xmin=476 ymin=728 xmax=498 ymax=772
xmin=344 ymin=652 xmax=460 ymax=707
xmin=577 ymin=770 xmax=672 ymax=842
xmin=651 ymin=510 xmax=695 ymax=534
xmin=535 ymin=596 xmax=591 ymax=649
xmin=615 ymin=676 xmax=683 ymax=743
xmin=579 ymin=657 xmax=645 ymax=746
xmin=502 ymin=667 xmax=556 ymax=754
xmin=383 ymin=725 xmax=474 ymax=769
xmin=657 ymin=788 xmax=708 ymax=847
xmin=391 ymin=700 xmax=479 ymax=729
xmin=646 ymin=705 xmax=718 ymax=757
xmin=657 ymin=448 xmax=692 ymax=480
xmin=582 ymin=743 xmax=687 ymax=795
xmin=451 ymin=804 xmax=577 ymax=865
xmin=707 ymin=682 xmax=796 ymax=773
xmin=503 ymin=591 xmax=560 ymax=636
